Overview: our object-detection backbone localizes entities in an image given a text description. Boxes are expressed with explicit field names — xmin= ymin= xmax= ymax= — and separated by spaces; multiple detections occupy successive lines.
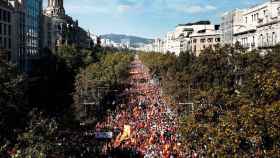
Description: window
xmin=8 ymin=25 xmax=11 ymax=36
xmin=0 ymin=23 xmax=2 ymax=35
xmin=7 ymin=12 xmax=10 ymax=23
xmin=207 ymin=38 xmax=213 ymax=43
xmin=272 ymin=32 xmax=276 ymax=45
xmin=260 ymin=34 xmax=264 ymax=46
xmin=193 ymin=39 xmax=197 ymax=43
xmin=200 ymin=38 xmax=205 ymax=43
xmin=215 ymin=38 xmax=221 ymax=42
xmin=278 ymin=7 xmax=280 ymax=15
xmin=266 ymin=33 xmax=269 ymax=44
xmin=245 ymin=17 xmax=248 ymax=23
xmin=8 ymin=38 xmax=11 ymax=49
xmin=0 ymin=10 xmax=2 ymax=21
xmin=3 ymin=37 xmax=6 ymax=49
xmin=3 ymin=11 xmax=6 ymax=22
xmin=3 ymin=24 xmax=6 ymax=35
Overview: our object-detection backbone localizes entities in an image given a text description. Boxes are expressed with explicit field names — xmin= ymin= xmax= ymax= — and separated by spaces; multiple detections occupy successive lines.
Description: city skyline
xmin=44 ymin=0 xmax=266 ymax=38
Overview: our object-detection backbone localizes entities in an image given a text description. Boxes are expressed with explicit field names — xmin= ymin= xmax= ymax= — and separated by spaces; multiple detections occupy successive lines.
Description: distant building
xmin=165 ymin=31 xmax=180 ymax=55
xmin=121 ymin=38 xmax=130 ymax=48
xmin=190 ymin=25 xmax=221 ymax=56
xmin=138 ymin=21 xmax=221 ymax=56
xmin=165 ymin=21 xmax=220 ymax=56
xmin=100 ymin=38 xmax=113 ymax=47
xmin=221 ymin=9 xmax=243 ymax=45
xmin=153 ymin=38 xmax=164 ymax=53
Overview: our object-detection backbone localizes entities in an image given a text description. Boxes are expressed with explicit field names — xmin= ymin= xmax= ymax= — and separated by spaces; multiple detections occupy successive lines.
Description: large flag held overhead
xmin=114 ymin=125 xmax=132 ymax=147
xmin=120 ymin=125 xmax=131 ymax=141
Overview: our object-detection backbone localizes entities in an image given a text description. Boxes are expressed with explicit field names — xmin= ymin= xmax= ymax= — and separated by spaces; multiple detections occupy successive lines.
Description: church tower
xmin=45 ymin=0 xmax=65 ymax=16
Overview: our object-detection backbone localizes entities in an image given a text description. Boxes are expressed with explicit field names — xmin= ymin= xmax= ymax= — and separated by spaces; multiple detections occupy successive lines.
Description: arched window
xmin=260 ymin=34 xmax=263 ymax=47
xmin=266 ymin=33 xmax=269 ymax=46
xmin=272 ymin=32 xmax=276 ymax=45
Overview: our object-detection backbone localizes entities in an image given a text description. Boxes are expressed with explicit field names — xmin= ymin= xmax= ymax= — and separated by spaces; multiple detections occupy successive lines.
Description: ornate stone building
xmin=43 ymin=0 xmax=77 ymax=53
xmin=42 ymin=0 xmax=92 ymax=53
xmin=221 ymin=0 xmax=280 ymax=50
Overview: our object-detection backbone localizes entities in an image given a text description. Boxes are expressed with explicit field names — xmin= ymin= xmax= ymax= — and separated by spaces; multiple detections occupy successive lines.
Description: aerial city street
xmin=0 ymin=0 xmax=280 ymax=157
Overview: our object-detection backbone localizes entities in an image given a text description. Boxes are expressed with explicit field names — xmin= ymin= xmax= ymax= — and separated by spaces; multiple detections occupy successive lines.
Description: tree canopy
xmin=139 ymin=45 xmax=280 ymax=157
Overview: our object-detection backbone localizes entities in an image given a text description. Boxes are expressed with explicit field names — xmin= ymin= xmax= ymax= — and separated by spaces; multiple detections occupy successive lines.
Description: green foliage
xmin=0 ymin=61 xmax=25 ymax=107
xmin=139 ymin=45 xmax=280 ymax=157
xmin=56 ymin=45 xmax=83 ymax=71
xmin=56 ymin=45 xmax=98 ymax=73
xmin=13 ymin=111 xmax=59 ymax=158
xmin=74 ymin=52 xmax=133 ymax=122
xmin=0 ymin=61 xmax=27 ymax=150
xmin=139 ymin=52 xmax=176 ymax=76
xmin=179 ymin=101 xmax=280 ymax=157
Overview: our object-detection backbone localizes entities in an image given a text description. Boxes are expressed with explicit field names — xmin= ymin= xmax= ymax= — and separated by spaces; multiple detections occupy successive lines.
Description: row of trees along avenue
xmin=0 ymin=42 xmax=134 ymax=157
xmin=139 ymin=44 xmax=280 ymax=157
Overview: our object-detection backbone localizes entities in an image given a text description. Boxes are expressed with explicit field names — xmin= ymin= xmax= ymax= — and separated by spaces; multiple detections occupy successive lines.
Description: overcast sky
xmin=44 ymin=0 xmax=266 ymax=38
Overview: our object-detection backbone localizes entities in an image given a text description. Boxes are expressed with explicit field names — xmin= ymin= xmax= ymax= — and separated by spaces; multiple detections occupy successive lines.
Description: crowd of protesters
xmin=95 ymin=55 xmax=196 ymax=158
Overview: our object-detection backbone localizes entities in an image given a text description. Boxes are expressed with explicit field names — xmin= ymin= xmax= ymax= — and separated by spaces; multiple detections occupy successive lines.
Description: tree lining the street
xmin=0 ymin=60 xmax=28 ymax=158
xmin=0 ymin=40 xmax=134 ymax=157
xmin=139 ymin=45 xmax=280 ymax=157
xmin=74 ymin=52 xmax=134 ymax=124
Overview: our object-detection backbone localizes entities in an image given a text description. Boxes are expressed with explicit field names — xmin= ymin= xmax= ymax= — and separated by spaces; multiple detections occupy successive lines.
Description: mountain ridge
xmin=101 ymin=34 xmax=153 ymax=47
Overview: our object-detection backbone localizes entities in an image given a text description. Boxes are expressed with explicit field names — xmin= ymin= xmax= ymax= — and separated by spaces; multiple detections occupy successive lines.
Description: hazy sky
xmin=44 ymin=0 xmax=266 ymax=38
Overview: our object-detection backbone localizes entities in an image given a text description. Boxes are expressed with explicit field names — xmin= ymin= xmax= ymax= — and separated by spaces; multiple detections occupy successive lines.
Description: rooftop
xmin=177 ymin=21 xmax=211 ymax=26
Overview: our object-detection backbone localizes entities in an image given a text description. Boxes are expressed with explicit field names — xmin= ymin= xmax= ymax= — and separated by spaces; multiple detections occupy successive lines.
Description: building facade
xmin=221 ymin=0 xmax=280 ymax=50
xmin=221 ymin=9 xmax=243 ymax=45
xmin=162 ymin=21 xmax=220 ymax=55
xmin=7 ymin=0 xmax=42 ymax=73
xmin=25 ymin=0 xmax=42 ymax=73
xmin=153 ymin=38 xmax=164 ymax=53
xmin=164 ymin=21 xmax=217 ymax=55
xmin=190 ymin=26 xmax=221 ymax=56
xmin=0 ymin=0 xmax=13 ymax=61
xmin=139 ymin=21 xmax=221 ymax=56
xmin=257 ymin=0 xmax=280 ymax=48
xmin=42 ymin=0 xmax=78 ymax=53
xmin=42 ymin=0 xmax=92 ymax=54
xmin=164 ymin=31 xmax=180 ymax=55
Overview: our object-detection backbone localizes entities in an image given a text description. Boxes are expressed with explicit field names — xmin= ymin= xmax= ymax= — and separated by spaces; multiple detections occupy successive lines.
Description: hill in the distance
xmin=101 ymin=34 xmax=153 ymax=47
